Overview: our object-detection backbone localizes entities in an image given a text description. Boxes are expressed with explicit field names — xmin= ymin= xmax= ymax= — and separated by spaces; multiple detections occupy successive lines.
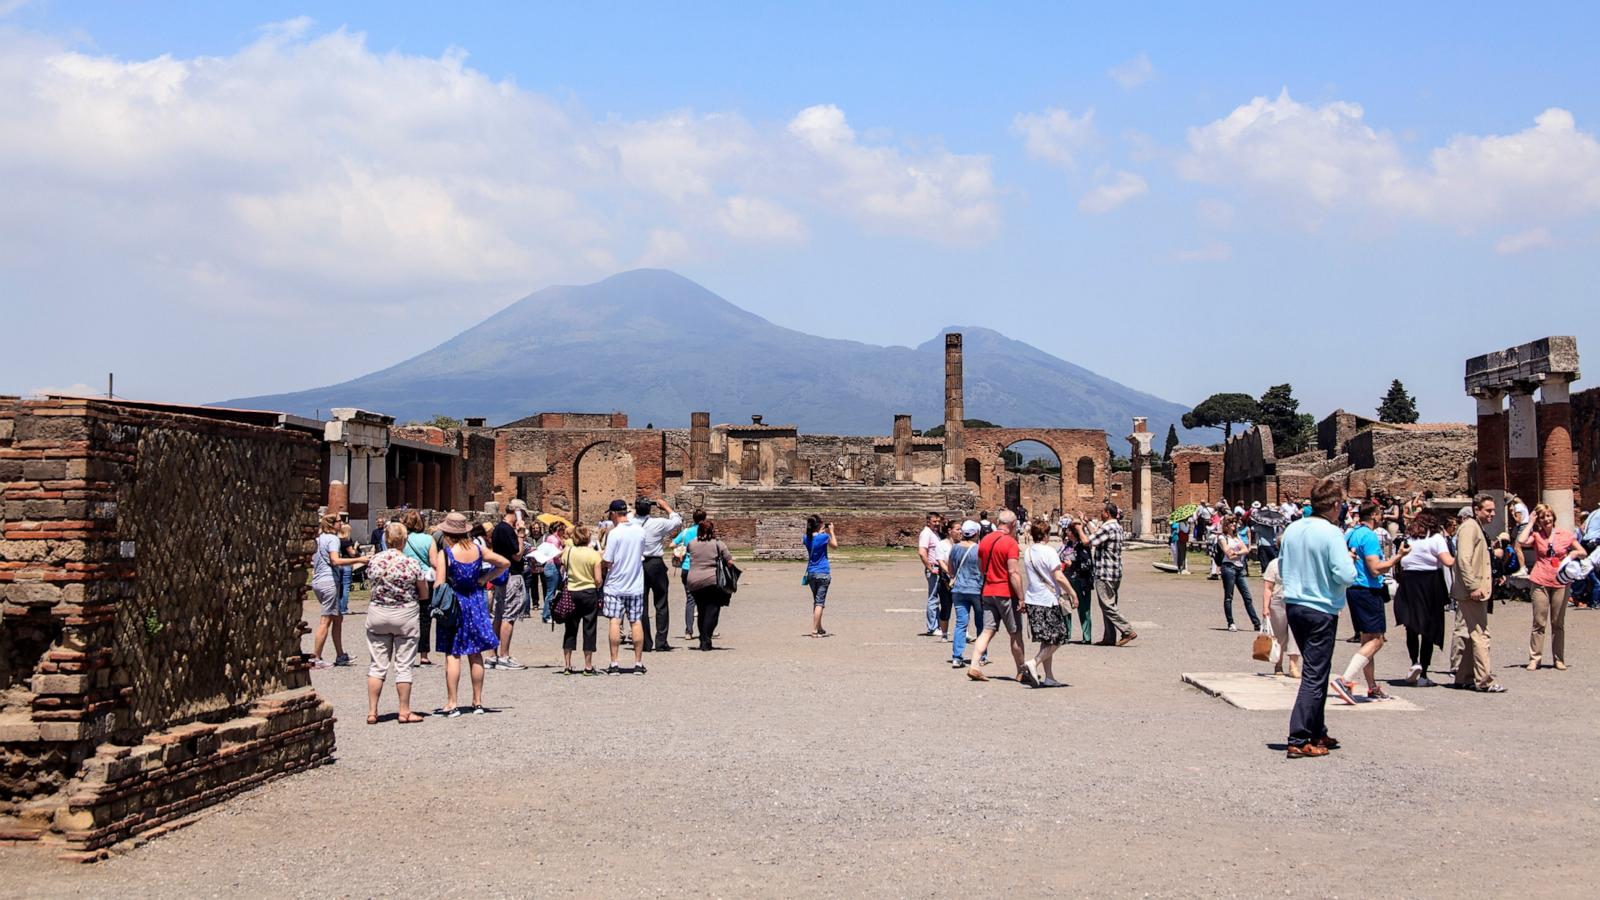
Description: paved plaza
xmin=6 ymin=545 xmax=1598 ymax=898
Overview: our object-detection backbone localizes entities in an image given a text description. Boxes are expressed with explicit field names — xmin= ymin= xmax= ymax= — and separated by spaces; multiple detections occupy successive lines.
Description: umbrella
xmin=535 ymin=512 xmax=572 ymax=528
xmin=1249 ymin=505 xmax=1288 ymax=529
xmin=1169 ymin=503 xmax=1198 ymax=524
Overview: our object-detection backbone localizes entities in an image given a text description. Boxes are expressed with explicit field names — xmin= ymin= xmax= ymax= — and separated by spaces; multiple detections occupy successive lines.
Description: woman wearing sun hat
xmin=433 ymin=512 xmax=510 ymax=716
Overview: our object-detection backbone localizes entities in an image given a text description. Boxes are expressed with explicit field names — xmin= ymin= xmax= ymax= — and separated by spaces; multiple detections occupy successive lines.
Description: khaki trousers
xmin=1452 ymin=598 xmax=1491 ymax=687
xmin=1528 ymin=584 xmax=1567 ymax=665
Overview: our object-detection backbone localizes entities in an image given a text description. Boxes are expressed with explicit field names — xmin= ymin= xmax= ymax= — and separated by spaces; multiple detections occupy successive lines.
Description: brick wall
xmin=1574 ymin=387 xmax=1600 ymax=507
xmin=1170 ymin=447 xmax=1223 ymax=507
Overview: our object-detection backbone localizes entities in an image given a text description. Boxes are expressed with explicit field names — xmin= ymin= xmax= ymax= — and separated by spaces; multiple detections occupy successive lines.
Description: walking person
xmin=1089 ymin=502 xmax=1138 ymax=647
xmin=432 ymin=512 xmax=508 ymax=717
xmin=1021 ymin=521 xmax=1077 ymax=687
xmin=400 ymin=511 xmax=437 ymax=667
xmin=804 ymin=515 xmax=835 ymax=636
xmin=600 ymin=500 xmax=649 ymax=674
xmin=671 ymin=510 xmax=705 ymax=643
xmin=335 ymin=522 xmax=357 ymax=615
xmin=487 ymin=503 xmax=528 ymax=670
xmin=311 ymin=513 xmax=369 ymax=669
xmin=1280 ymin=478 xmax=1358 ymax=758
xmin=1394 ymin=513 xmax=1454 ymax=686
xmin=1519 ymin=503 xmax=1587 ymax=671
xmin=1452 ymin=495 xmax=1506 ymax=692
xmin=967 ymin=510 xmax=1028 ymax=683
xmin=935 ymin=521 xmax=957 ymax=642
xmin=1261 ymin=556 xmax=1301 ymax=678
xmin=558 ymin=525 xmax=603 ymax=676
xmin=685 ymin=519 xmax=735 ymax=651
xmin=918 ymin=512 xmax=945 ymax=637
xmin=631 ymin=497 xmax=684 ymax=652
xmin=1219 ymin=516 xmax=1262 ymax=632
xmin=1061 ymin=516 xmax=1096 ymax=644
xmin=363 ymin=522 xmax=424 ymax=724
xmin=1336 ymin=500 xmax=1403 ymax=702
xmin=942 ymin=520 xmax=983 ymax=668
xmin=539 ymin=521 xmax=569 ymax=624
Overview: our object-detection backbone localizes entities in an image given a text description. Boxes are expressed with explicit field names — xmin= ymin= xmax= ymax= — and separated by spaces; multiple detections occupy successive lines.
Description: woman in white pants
xmin=1261 ymin=557 xmax=1301 ymax=678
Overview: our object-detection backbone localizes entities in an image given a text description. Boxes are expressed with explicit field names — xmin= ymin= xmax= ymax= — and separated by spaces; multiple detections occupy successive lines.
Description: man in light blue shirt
xmin=1278 ymin=478 xmax=1358 ymax=758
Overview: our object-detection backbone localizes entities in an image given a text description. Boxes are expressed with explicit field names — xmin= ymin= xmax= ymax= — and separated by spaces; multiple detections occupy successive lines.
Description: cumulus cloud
xmin=1079 ymin=171 xmax=1148 ymax=214
xmin=1012 ymin=107 xmax=1097 ymax=170
xmin=1179 ymin=89 xmax=1600 ymax=231
xmin=716 ymin=195 xmax=808 ymax=242
xmin=1108 ymin=52 xmax=1155 ymax=90
xmin=1495 ymin=227 xmax=1553 ymax=255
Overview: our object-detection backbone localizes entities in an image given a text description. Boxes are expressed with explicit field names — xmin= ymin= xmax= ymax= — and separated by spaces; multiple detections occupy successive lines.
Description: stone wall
xmin=1169 ymin=447 xmax=1223 ymax=507
xmin=1575 ymin=387 xmax=1600 ymax=507
xmin=1344 ymin=426 xmax=1476 ymax=496
xmin=0 ymin=398 xmax=333 ymax=859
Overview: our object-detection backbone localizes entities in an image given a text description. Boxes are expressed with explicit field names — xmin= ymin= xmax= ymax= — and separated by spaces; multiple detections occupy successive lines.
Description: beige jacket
xmin=1452 ymin=517 xmax=1491 ymax=602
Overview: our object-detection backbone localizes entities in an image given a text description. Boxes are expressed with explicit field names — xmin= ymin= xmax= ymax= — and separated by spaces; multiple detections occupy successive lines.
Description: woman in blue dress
xmin=431 ymin=512 xmax=510 ymax=717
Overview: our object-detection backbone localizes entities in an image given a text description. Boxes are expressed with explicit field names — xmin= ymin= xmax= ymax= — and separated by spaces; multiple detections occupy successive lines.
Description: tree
xmin=922 ymin=418 xmax=998 ymax=438
xmin=406 ymin=414 xmax=463 ymax=429
xmin=1377 ymin=380 xmax=1419 ymax=424
xmin=1256 ymin=384 xmax=1310 ymax=455
xmin=1181 ymin=393 xmax=1261 ymax=439
xmin=1162 ymin=424 xmax=1179 ymax=462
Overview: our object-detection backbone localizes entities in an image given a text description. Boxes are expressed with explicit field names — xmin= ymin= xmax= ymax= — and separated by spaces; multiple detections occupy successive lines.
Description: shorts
xmin=312 ymin=578 xmax=339 ymax=616
xmin=602 ymin=592 xmax=645 ymax=622
xmin=492 ymin=574 xmax=529 ymax=620
xmin=808 ymin=573 xmax=831 ymax=606
xmin=1346 ymin=585 xmax=1388 ymax=634
xmin=980 ymin=595 xmax=1021 ymax=634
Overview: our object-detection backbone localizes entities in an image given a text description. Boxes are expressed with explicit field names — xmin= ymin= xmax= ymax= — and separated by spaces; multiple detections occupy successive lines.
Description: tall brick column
xmin=1506 ymin=386 xmax=1540 ymax=519
xmin=689 ymin=412 xmax=710 ymax=481
xmin=893 ymin=414 xmax=913 ymax=483
xmin=1538 ymin=376 xmax=1576 ymax=529
xmin=943 ymin=332 xmax=964 ymax=482
xmin=1472 ymin=390 xmax=1507 ymax=538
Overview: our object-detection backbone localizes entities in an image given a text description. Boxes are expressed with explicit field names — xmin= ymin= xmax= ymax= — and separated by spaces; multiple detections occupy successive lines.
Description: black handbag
xmin=715 ymin=549 xmax=741 ymax=595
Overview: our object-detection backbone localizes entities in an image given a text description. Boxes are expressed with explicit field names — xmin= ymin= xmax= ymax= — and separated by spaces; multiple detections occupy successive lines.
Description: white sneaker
xmin=498 ymin=657 xmax=527 ymax=670
xmin=484 ymin=657 xmax=500 ymax=669
xmin=1405 ymin=664 xmax=1422 ymax=685
xmin=1227 ymin=623 xmax=1238 ymax=632
xmin=1417 ymin=677 xmax=1436 ymax=688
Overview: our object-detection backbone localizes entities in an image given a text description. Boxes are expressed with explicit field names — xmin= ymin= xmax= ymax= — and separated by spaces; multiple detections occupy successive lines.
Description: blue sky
xmin=1 ymin=1 xmax=1595 ymax=425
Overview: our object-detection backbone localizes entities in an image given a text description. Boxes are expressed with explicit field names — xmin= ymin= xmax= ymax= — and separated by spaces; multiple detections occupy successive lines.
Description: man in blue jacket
xmin=1278 ymin=478 xmax=1358 ymax=759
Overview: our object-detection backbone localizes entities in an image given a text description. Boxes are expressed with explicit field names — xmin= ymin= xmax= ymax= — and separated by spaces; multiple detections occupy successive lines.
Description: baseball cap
xmin=607 ymin=499 xmax=629 ymax=514
xmin=961 ymin=519 xmax=981 ymax=537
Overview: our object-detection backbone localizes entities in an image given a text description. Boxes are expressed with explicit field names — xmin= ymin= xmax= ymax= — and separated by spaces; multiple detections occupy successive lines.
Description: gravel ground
xmin=7 ymin=546 xmax=1599 ymax=898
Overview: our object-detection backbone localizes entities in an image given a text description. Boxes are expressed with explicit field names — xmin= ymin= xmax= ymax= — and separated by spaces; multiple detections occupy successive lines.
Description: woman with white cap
xmin=432 ymin=512 xmax=510 ymax=716
xmin=942 ymin=519 xmax=984 ymax=668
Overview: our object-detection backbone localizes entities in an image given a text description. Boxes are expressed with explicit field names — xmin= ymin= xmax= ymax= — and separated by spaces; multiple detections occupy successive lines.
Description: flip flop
xmin=397 ymin=713 xmax=424 ymax=724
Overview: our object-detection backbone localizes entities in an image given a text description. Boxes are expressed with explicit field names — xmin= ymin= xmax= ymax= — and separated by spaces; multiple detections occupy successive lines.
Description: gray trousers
xmin=1094 ymin=578 xmax=1132 ymax=640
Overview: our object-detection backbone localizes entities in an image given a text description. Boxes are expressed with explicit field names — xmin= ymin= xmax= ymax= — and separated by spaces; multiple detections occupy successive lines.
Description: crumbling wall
xmin=1170 ymin=447 xmax=1223 ymax=506
xmin=1346 ymin=426 xmax=1476 ymax=496
xmin=1575 ymin=387 xmax=1600 ymax=507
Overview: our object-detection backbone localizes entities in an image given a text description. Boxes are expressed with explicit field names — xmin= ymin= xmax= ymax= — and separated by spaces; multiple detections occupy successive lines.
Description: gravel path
xmin=7 ymin=547 xmax=1598 ymax=898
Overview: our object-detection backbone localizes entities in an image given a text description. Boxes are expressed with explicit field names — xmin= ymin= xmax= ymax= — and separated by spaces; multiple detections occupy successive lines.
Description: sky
xmin=1 ymin=1 xmax=1596 ymax=425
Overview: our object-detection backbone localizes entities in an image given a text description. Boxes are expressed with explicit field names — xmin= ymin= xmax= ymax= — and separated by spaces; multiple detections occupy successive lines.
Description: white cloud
xmin=1196 ymin=198 xmax=1235 ymax=228
xmin=1079 ymin=170 xmax=1148 ymax=214
xmin=1180 ymin=89 xmax=1600 ymax=231
xmin=1012 ymin=107 xmax=1097 ymax=170
xmin=716 ymin=195 xmax=808 ymax=242
xmin=638 ymin=228 xmax=692 ymax=267
xmin=1108 ymin=52 xmax=1155 ymax=90
xmin=1175 ymin=242 xmax=1233 ymax=263
xmin=1495 ymin=227 xmax=1553 ymax=255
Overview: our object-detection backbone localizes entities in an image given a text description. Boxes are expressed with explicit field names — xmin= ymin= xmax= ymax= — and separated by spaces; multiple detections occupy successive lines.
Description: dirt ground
xmin=6 ymin=545 xmax=1599 ymax=898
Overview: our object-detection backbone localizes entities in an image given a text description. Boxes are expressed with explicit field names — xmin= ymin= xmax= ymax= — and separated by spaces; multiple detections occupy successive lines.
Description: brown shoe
xmin=1115 ymin=631 xmax=1138 ymax=647
xmin=1286 ymin=743 xmax=1329 ymax=759
xmin=1554 ymin=660 xmax=1568 ymax=671
xmin=966 ymin=665 xmax=988 ymax=682
xmin=1316 ymin=735 xmax=1340 ymax=751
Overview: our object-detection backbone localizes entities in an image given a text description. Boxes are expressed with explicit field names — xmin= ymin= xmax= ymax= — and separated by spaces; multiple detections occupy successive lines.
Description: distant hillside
xmin=225 ymin=269 xmax=1194 ymax=442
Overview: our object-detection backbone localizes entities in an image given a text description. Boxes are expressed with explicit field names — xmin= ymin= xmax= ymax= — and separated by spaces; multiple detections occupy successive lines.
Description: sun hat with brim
xmin=438 ymin=512 xmax=472 ymax=536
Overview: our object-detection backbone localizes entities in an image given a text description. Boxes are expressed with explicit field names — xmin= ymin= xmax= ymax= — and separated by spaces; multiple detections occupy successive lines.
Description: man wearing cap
xmin=600 ymin=499 xmax=649 ymax=674
xmin=630 ymin=497 xmax=683 ymax=652
xmin=487 ymin=501 xmax=528 ymax=670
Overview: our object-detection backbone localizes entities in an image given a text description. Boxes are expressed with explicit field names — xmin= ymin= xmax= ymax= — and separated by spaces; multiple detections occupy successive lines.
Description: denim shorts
xmin=1346 ymin=585 xmax=1388 ymax=634
xmin=808 ymin=573 xmax=831 ymax=606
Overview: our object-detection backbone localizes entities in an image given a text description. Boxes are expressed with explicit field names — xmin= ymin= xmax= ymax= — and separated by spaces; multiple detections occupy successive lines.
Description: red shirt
xmin=1526 ymin=528 xmax=1575 ymax=589
xmin=978 ymin=531 xmax=1019 ymax=598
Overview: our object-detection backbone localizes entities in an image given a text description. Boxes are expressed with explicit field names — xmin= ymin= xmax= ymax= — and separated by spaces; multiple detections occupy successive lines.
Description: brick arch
xmin=573 ymin=441 xmax=637 ymax=526
xmin=960 ymin=428 xmax=1110 ymax=516
xmin=504 ymin=428 xmax=665 ymax=519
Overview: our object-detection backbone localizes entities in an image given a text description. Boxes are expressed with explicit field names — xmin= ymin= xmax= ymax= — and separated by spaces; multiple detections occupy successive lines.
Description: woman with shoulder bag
xmin=558 ymin=524 xmax=604 ymax=675
xmin=685 ymin=519 xmax=734 ymax=651
xmin=1219 ymin=516 xmax=1262 ymax=632
xmin=1021 ymin=521 xmax=1076 ymax=687
xmin=432 ymin=512 xmax=509 ymax=716
xmin=401 ymin=511 xmax=438 ymax=667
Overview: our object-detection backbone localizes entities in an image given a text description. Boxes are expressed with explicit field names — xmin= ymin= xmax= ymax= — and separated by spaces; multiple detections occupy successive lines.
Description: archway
xmin=963 ymin=457 xmax=982 ymax=486
xmin=1001 ymin=440 xmax=1061 ymax=521
xmin=573 ymin=441 xmax=636 ymax=526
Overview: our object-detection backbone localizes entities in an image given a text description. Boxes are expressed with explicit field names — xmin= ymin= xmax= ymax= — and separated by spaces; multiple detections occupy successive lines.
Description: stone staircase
xmin=680 ymin=483 xmax=976 ymax=518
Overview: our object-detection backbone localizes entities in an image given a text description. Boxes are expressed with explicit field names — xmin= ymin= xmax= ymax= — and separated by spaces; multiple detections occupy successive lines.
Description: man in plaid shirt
xmin=1089 ymin=501 xmax=1138 ymax=646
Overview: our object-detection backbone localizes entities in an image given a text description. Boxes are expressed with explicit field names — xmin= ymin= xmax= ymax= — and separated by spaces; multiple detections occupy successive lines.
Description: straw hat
xmin=438 ymin=512 xmax=472 ymax=536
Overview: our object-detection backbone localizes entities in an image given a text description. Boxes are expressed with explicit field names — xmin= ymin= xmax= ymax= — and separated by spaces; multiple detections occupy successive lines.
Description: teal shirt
xmin=671 ymin=525 xmax=698 ymax=571
xmin=1278 ymin=516 xmax=1357 ymax=615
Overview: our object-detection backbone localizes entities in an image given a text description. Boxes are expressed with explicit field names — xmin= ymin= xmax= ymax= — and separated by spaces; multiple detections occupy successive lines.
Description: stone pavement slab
xmin=1182 ymin=671 xmax=1422 ymax=711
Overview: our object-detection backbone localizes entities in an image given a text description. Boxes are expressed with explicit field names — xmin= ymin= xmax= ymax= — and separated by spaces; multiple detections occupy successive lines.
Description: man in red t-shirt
xmin=969 ymin=510 xmax=1029 ymax=683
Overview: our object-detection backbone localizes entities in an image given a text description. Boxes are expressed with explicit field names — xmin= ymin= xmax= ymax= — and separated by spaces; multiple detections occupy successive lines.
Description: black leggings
xmin=1405 ymin=627 xmax=1434 ymax=673
xmin=562 ymin=589 xmax=599 ymax=653
xmin=937 ymin=577 xmax=953 ymax=623
xmin=692 ymin=587 xmax=726 ymax=650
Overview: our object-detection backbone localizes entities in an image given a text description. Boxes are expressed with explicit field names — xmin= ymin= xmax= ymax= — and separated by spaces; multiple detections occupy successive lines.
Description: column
xmin=943 ymin=332 xmax=964 ymax=482
xmin=1472 ymin=390 xmax=1507 ymax=538
xmin=1126 ymin=418 xmax=1153 ymax=539
xmin=893 ymin=414 xmax=913 ymax=483
xmin=1506 ymin=386 xmax=1540 ymax=521
xmin=1537 ymin=376 xmax=1576 ymax=529
xmin=423 ymin=460 xmax=441 ymax=510
xmin=406 ymin=460 xmax=423 ymax=508
xmin=689 ymin=412 xmax=711 ymax=481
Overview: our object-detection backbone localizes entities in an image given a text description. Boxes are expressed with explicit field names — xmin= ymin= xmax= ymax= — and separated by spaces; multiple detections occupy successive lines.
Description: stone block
xmin=0 ymin=582 xmax=62 ymax=605
xmin=31 ymin=673 xmax=91 ymax=694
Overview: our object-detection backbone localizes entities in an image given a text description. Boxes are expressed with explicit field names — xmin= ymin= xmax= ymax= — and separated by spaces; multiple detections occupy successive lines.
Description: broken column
xmin=893 ymin=414 xmax=913 ymax=483
xmin=1538 ymin=374 xmax=1577 ymax=528
xmin=1506 ymin=387 xmax=1540 ymax=518
xmin=1471 ymin=389 xmax=1507 ymax=538
xmin=943 ymin=332 xmax=964 ymax=482
xmin=689 ymin=412 xmax=710 ymax=481
xmin=1464 ymin=335 xmax=1581 ymax=530
xmin=1126 ymin=417 xmax=1153 ymax=538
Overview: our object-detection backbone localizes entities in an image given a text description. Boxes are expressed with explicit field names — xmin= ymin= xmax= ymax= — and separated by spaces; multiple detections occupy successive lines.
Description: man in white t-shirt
xmin=600 ymin=499 xmax=648 ymax=674
xmin=918 ymin=512 xmax=945 ymax=638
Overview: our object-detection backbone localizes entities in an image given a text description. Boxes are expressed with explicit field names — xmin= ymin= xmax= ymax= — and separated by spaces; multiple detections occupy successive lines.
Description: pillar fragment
xmin=1538 ymin=376 xmax=1576 ymax=529
xmin=1472 ymin=391 xmax=1507 ymax=538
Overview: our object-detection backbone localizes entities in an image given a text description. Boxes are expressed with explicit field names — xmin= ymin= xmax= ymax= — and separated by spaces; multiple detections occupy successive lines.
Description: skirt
xmin=1393 ymin=567 xmax=1448 ymax=649
xmin=1026 ymin=602 xmax=1071 ymax=646
xmin=449 ymin=589 xmax=500 ymax=657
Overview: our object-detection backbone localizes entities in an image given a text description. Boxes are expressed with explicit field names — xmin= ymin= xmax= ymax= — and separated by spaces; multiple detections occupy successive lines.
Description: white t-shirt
xmin=918 ymin=527 xmax=941 ymax=569
xmin=1401 ymin=533 xmax=1451 ymax=571
xmin=935 ymin=538 xmax=953 ymax=566
xmin=311 ymin=532 xmax=339 ymax=584
xmin=1262 ymin=557 xmax=1281 ymax=585
xmin=601 ymin=520 xmax=646 ymax=596
xmin=1023 ymin=543 xmax=1063 ymax=607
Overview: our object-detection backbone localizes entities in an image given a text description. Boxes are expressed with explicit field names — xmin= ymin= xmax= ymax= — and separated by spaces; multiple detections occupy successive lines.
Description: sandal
xmin=397 ymin=713 xmax=424 ymax=724
xmin=365 ymin=714 xmax=378 ymax=725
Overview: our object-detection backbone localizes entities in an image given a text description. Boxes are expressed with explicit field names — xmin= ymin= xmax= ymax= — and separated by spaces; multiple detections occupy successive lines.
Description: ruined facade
xmin=1465 ymin=336 xmax=1582 ymax=531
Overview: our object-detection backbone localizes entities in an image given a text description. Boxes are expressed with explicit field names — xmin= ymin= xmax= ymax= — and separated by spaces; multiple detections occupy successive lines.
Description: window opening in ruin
xmin=963 ymin=458 xmax=982 ymax=485
xmin=1189 ymin=461 xmax=1211 ymax=485
xmin=1001 ymin=440 xmax=1062 ymax=515
xmin=1075 ymin=457 xmax=1094 ymax=485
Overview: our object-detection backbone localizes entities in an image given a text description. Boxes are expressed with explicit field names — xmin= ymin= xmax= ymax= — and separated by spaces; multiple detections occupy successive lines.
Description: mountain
xmin=225 ymin=269 xmax=1194 ymax=443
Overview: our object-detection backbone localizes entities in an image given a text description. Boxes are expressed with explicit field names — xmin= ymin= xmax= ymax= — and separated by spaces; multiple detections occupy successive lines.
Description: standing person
xmin=368 ymin=516 xmax=387 ymax=554
xmin=1335 ymin=500 xmax=1403 ymax=702
xmin=967 ymin=510 xmax=1028 ymax=683
xmin=1280 ymin=478 xmax=1358 ymax=758
xmin=432 ymin=512 xmax=508 ymax=716
xmin=671 ymin=510 xmax=705 ymax=644
xmin=631 ymin=497 xmax=684 ymax=652
xmin=1261 ymin=556 xmax=1301 ymax=678
xmin=1519 ymin=503 xmax=1587 ymax=671
xmin=935 ymin=521 xmax=958 ymax=642
xmin=600 ymin=500 xmax=649 ymax=674
xmin=943 ymin=520 xmax=983 ymax=668
xmin=1579 ymin=502 xmax=1600 ymax=609
xmin=363 ymin=522 xmax=424 ymax=724
xmin=401 ymin=511 xmax=437 ymax=667
xmin=1219 ymin=516 xmax=1262 ymax=632
xmin=1060 ymin=516 xmax=1095 ymax=644
xmin=311 ymin=514 xmax=369 ymax=669
xmin=487 ymin=504 xmax=528 ymax=670
xmin=684 ymin=519 xmax=735 ymax=651
xmin=1255 ymin=506 xmax=1280 ymax=572
xmin=1089 ymin=502 xmax=1138 ymax=647
xmin=918 ymin=512 xmax=945 ymax=638
xmin=804 ymin=515 xmax=835 ymax=637
xmin=540 ymin=522 xmax=569 ymax=624
xmin=978 ymin=512 xmax=993 ymax=537
xmin=1021 ymin=521 xmax=1077 ymax=687
xmin=1452 ymin=495 xmax=1506 ymax=692
xmin=1394 ymin=513 xmax=1455 ymax=686
xmin=335 ymin=522 xmax=357 ymax=616
xmin=558 ymin=525 xmax=603 ymax=676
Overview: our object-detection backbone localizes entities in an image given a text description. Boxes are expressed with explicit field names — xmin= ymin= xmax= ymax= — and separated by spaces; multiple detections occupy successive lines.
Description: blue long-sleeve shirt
xmin=1583 ymin=507 xmax=1600 ymax=544
xmin=1278 ymin=515 xmax=1357 ymax=615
